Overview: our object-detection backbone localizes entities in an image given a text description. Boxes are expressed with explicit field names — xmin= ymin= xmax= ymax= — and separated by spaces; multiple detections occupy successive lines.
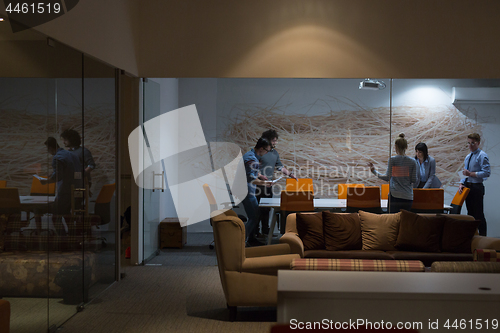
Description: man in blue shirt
xmin=459 ymin=133 xmax=490 ymax=236
xmin=61 ymin=129 xmax=96 ymax=194
xmin=257 ymin=129 xmax=296 ymax=238
xmin=242 ymin=137 xmax=273 ymax=246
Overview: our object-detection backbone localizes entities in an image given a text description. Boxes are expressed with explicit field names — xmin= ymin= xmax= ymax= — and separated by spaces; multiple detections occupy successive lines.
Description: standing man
xmin=242 ymin=137 xmax=273 ymax=246
xmin=61 ymin=129 xmax=96 ymax=193
xmin=257 ymin=129 xmax=297 ymax=238
xmin=459 ymin=133 xmax=490 ymax=236
xmin=40 ymin=137 xmax=82 ymax=235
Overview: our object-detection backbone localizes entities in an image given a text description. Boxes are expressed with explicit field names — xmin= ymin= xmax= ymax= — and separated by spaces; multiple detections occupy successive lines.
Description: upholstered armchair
xmin=0 ymin=299 xmax=10 ymax=333
xmin=211 ymin=210 xmax=300 ymax=321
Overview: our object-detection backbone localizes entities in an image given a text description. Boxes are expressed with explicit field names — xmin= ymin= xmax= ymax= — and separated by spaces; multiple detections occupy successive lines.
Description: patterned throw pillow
xmin=474 ymin=249 xmax=500 ymax=262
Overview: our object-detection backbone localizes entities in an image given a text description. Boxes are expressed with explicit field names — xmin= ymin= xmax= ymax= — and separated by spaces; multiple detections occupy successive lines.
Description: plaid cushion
xmin=474 ymin=249 xmax=500 ymax=262
xmin=291 ymin=258 xmax=425 ymax=272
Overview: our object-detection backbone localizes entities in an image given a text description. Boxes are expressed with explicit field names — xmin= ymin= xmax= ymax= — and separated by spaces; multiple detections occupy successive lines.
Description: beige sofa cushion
xmin=359 ymin=211 xmax=400 ymax=251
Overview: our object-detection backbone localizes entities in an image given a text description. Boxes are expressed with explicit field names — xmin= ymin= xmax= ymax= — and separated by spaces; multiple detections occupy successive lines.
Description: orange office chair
xmin=0 ymin=180 xmax=7 ymax=188
xmin=203 ymin=183 xmax=246 ymax=249
xmin=90 ymin=183 xmax=116 ymax=227
xmin=346 ymin=186 xmax=382 ymax=214
xmin=279 ymin=190 xmax=314 ymax=234
xmin=0 ymin=188 xmax=22 ymax=217
xmin=285 ymin=178 xmax=314 ymax=194
xmin=411 ymin=188 xmax=444 ymax=214
xmin=30 ymin=177 xmax=55 ymax=196
xmin=203 ymin=183 xmax=218 ymax=250
xmin=203 ymin=183 xmax=218 ymax=214
xmin=380 ymin=183 xmax=389 ymax=200
xmin=338 ymin=183 xmax=364 ymax=199
xmin=449 ymin=187 xmax=470 ymax=214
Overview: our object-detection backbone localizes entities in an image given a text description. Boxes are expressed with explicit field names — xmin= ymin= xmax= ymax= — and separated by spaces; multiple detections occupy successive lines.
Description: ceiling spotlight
xmin=359 ymin=78 xmax=386 ymax=90
xmin=0 ymin=18 xmax=4 ymax=22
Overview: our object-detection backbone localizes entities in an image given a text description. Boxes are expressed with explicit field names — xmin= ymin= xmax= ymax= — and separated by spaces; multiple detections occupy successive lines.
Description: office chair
xmin=279 ymin=190 xmax=314 ymax=234
xmin=91 ymin=183 xmax=116 ymax=227
xmin=411 ymin=188 xmax=444 ymax=214
xmin=30 ymin=177 xmax=55 ymax=196
xmin=380 ymin=183 xmax=389 ymax=200
xmin=0 ymin=188 xmax=22 ymax=218
xmin=338 ymin=183 xmax=364 ymax=199
xmin=285 ymin=178 xmax=314 ymax=193
xmin=449 ymin=187 xmax=470 ymax=214
xmin=203 ymin=183 xmax=246 ymax=249
xmin=346 ymin=186 xmax=382 ymax=214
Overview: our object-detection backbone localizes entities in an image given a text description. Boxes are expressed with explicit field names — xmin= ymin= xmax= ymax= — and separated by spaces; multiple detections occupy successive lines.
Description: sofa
xmin=279 ymin=210 xmax=500 ymax=267
xmin=0 ymin=215 xmax=100 ymax=299
xmin=0 ymin=299 xmax=10 ymax=333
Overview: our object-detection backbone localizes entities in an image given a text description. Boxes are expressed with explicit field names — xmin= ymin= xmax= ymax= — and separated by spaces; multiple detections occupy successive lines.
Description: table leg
xmin=267 ymin=208 xmax=277 ymax=245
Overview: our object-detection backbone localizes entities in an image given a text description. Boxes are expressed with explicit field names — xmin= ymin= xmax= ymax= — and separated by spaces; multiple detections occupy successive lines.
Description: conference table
xmin=259 ymin=198 xmax=452 ymax=245
xmin=19 ymin=196 xmax=55 ymax=229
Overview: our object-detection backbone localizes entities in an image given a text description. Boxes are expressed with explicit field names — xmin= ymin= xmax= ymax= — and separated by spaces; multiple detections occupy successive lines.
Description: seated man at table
xmin=40 ymin=137 xmax=83 ymax=235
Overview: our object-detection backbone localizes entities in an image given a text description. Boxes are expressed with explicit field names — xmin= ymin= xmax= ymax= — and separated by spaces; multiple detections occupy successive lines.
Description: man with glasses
xmin=459 ymin=133 xmax=490 ymax=235
xmin=242 ymin=137 xmax=273 ymax=246
xmin=256 ymin=129 xmax=297 ymax=239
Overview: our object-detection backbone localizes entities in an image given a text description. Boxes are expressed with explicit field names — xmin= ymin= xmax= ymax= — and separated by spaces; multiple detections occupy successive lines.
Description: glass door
xmin=141 ymin=79 xmax=162 ymax=262
xmin=46 ymin=41 xmax=84 ymax=330
xmin=0 ymin=22 xmax=118 ymax=331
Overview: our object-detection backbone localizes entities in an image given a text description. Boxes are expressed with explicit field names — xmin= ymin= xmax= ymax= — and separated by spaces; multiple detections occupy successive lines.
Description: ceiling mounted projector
xmin=359 ymin=79 xmax=386 ymax=90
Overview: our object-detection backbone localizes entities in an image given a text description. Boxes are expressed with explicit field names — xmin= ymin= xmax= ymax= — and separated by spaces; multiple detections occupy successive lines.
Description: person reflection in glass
xmin=40 ymin=137 xmax=82 ymax=235
xmin=60 ymin=129 xmax=96 ymax=195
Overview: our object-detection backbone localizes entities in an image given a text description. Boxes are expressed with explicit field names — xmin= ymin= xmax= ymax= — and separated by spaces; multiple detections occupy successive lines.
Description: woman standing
xmin=368 ymin=133 xmax=417 ymax=213
xmin=413 ymin=142 xmax=441 ymax=188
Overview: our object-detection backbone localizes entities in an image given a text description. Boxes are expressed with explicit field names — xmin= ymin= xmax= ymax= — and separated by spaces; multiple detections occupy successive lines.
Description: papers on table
xmin=271 ymin=176 xmax=283 ymax=185
xmin=33 ymin=174 xmax=47 ymax=181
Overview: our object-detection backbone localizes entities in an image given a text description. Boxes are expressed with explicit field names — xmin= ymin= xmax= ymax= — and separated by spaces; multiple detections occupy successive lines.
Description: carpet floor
xmin=58 ymin=232 xmax=278 ymax=333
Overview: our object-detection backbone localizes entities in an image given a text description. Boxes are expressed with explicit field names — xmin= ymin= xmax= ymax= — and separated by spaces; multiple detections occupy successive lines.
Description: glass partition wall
xmin=165 ymin=78 xmax=500 ymax=238
xmin=0 ymin=22 xmax=118 ymax=332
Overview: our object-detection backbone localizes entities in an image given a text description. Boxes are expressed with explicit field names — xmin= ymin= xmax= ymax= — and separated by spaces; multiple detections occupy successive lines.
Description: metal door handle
xmin=152 ymin=171 xmax=164 ymax=192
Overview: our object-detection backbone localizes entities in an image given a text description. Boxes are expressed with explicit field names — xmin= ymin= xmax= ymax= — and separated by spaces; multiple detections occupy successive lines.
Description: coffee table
xmin=277 ymin=270 xmax=500 ymax=332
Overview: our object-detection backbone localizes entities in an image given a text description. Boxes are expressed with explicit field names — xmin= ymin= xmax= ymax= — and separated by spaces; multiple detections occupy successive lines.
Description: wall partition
xmin=171 ymin=78 xmax=500 ymax=237
xmin=0 ymin=22 xmax=118 ymax=332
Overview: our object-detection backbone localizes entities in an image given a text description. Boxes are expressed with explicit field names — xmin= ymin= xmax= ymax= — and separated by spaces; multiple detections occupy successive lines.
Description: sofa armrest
xmin=242 ymin=254 xmax=301 ymax=275
xmin=245 ymin=243 xmax=291 ymax=258
xmin=471 ymin=235 xmax=500 ymax=252
xmin=279 ymin=233 xmax=304 ymax=257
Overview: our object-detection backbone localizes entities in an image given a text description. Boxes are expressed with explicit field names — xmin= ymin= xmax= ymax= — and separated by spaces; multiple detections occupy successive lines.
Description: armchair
xmin=211 ymin=211 xmax=300 ymax=321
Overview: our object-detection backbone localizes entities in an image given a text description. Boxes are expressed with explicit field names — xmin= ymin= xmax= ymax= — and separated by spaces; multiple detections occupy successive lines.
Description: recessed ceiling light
xmin=0 ymin=18 xmax=4 ymax=22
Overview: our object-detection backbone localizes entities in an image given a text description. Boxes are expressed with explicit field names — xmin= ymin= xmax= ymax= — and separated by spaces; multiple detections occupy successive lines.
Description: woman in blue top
xmin=413 ymin=142 xmax=441 ymax=189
